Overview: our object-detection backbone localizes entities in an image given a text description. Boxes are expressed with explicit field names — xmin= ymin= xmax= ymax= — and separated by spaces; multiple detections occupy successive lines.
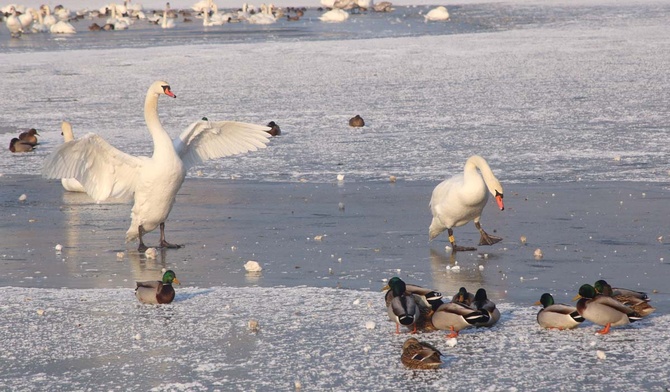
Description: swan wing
xmin=173 ymin=120 xmax=271 ymax=170
xmin=42 ymin=133 xmax=143 ymax=202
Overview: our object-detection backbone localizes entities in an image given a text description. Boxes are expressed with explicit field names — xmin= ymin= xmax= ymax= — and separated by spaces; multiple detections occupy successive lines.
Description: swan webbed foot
xmin=138 ymin=243 xmax=148 ymax=252
xmin=478 ymin=232 xmax=502 ymax=246
xmin=159 ymin=240 xmax=182 ymax=249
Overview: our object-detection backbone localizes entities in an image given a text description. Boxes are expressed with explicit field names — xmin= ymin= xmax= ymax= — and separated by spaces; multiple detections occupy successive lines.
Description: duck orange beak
xmin=381 ymin=284 xmax=390 ymax=292
xmin=533 ymin=300 xmax=541 ymax=306
xmin=571 ymin=294 xmax=581 ymax=301
xmin=173 ymin=278 xmax=181 ymax=285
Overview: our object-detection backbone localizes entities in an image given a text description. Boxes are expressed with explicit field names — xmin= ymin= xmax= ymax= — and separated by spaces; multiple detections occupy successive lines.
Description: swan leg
xmin=138 ymin=225 xmax=148 ymax=252
xmin=449 ymin=228 xmax=477 ymax=252
xmin=159 ymin=222 xmax=182 ymax=249
xmin=475 ymin=221 xmax=502 ymax=246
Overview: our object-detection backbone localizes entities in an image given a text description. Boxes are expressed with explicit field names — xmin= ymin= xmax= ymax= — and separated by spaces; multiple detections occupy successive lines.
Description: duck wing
xmin=173 ymin=120 xmax=271 ymax=170
xmin=42 ymin=133 xmax=143 ymax=202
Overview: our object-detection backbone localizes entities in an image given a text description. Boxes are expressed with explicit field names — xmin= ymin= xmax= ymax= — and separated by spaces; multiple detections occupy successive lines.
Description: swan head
xmin=150 ymin=80 xmax=177 ymax=98
xmin=494 ymin=190 xmax=504 ymax=211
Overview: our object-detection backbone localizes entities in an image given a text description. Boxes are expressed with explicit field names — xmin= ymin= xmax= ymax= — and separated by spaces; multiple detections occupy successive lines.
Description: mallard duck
xmin=471 ymin=288 xmax=500 ymax=327
xmin=349 ymin=115 xmax=365 ymax=127
xmin=451 ymin=287 xmax=474 ymax=306
xmin=135 ymin=270 xmax=180 ymax=304
xmin=573 ymin=284 xmax=642 ymax=334
xmin=535 ymin=293 xmax=584 ymax=330
xmin=401 ymin=338 xmax=443 ymax=370
xmin=594 ymin=280 xmax=655 ymax=317
xmin=266 ymin=121 xmax=281 ymax=136
xmin=382 ymin=277 xmax=420 ymax=334
xmin=383 ymin=280 xmax=443 ymax=332
xmin=431 ymin=302 xmax=489 ymax=338
xmin=9 ymin=138 xmax=36 ymax=152
xmin=18 ymin=128 xmax=39 ymax=145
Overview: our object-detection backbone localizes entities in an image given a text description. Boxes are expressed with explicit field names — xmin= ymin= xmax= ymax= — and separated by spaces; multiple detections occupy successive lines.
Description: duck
xmin=383 ymin=280 xmax=444 ymax=332
xmin=383 ymin=277 xmax=420 ymax=334
xmin=535 ymin=293 xmax=584 ymax=330
xmin=593 ymin=280 xmax=655 ymax=317
xmin=424 ymin=6 xmax=450 ymax=22
xmin=401 ymin=338 xmax=443 ymax=370
xmin=471 ymin=288 xmax=500 ymax=327
xmin=9 ymin=138 xmax=36 ymax=152
xmin=431 ymin=301 xmax=489 ymax=338
xmin=451 ymin=287 xmax=474 ymax=306
xmin=266 ymin=121 xmax=281 ymax=136
xmin=429 ymin=155 xmax=504 ymax=252
xmin=135 ymin=269 xmax=180 ymax=304
xmin=42 ymin=80 xmax=271 ymax=252
xmin=573 ymin=284 xmax=643 ymax=334
xmin=59 ymin=121 xmax=86 ymax=193
xmin=348 ymin=115 xmax=364 ymax=127
xmin=18 ymin=128 xmax=39 ymax=144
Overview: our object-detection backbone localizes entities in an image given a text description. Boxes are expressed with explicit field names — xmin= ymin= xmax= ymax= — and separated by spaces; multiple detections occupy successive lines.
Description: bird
xmin=424 ymin=6 xmax=450 ymax=22
xmin=161 ymin=3 xmax=176 ymax=28
xmin=18 ymin=128 xmax=39 ymax=144
xmin=400 ymin=338 xmax=443 ymax=370
xmin=348 ymin=115 xmax=364 ymax=127
xmin=9 ymin=138 xmax=36 ymax=153
xmin=372 ymin=1 xmax=394 ymax=12
xmin=50 ymin=20 xmax=77 ymax=34
xmin=431 ymin=301 xmax=489 ymax=338
xmin=573 ymin=284 xmax=643 ymax=334
xmin=383 ymin=277 xmax=421 ymax=334
xmin=135 ymin=269 xmax=181 ymax=304
xmin=534 ymin=293 xmax=584 ymax=330
xmin=471 ymin=288 xmax=500 ymax=328
xmin=59 ymin=121 xmax=86 ymax=193
xmin=383 ymin=281 xmax=444 ymax=332
xmin=593 ymin=280 xmax=655 ymax=317
xmin=451 ymin=287 xmax=474 ymax=306
xmin=266 ymin=121 xmax=281 ymax=136
xmin=429 ymin=155 xmax=504 ymax=252
xmin=319 ymin=8 xmax=349 ymax=23
xmin=42 ymin=80 xmax=271 ymax=252
xmin=4 ymin=6 xmax=24 ymax=38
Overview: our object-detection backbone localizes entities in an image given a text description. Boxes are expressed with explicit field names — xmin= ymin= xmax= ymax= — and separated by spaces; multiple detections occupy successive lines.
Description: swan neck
xmin=144 ymin=91 xmax=173 ymax=155
xmin=464 ymin=155 xmax=503 ymax=195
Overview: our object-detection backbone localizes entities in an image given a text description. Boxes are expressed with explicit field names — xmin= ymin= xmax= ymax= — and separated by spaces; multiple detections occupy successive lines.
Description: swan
xmin=18 ymin=7 xmax=35 ymax=30
xmin=428 ymin=155 xmax=504 ymax=252
xmin=40 ymin=5 xmax=58 ymax=27
xmin=319 ymin=8 xmax=349 ymax=23
xmin=424 ymin=6 xmax=450 ymax=22
xmin=248 ymin=4 xmax=276 ymax=24
xmin=59 ymin=121 xmax=86 ymax=193
xmin=4 ymin=6 xmax=23 ymax=38
xmin=50 ymin=20 xmax=77 ymax=34
xmin=42 ymin=80 xmax=271 ymax=251
xmin=161 ymin=3 xmax=176 ymax=28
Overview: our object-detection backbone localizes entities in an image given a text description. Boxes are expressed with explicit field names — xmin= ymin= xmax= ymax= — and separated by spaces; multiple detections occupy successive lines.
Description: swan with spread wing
xmin=42 ymin=80 xmax=271 ymax=251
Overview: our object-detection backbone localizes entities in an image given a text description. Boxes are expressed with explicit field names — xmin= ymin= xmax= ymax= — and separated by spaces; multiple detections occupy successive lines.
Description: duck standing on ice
xmin=43 ymin=80 xmax=271 ymax=251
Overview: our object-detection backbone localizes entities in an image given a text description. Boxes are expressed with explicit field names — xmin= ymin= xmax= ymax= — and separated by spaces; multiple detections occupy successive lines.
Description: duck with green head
xmin=382 ymin=277 xmax=421 ymax=334
xmin=471 ymin=288 xmax=500 ymax=328
xmin=135 ymin=270 xmax=180 ymax=304
xmin=573 ymin=284 xmax=642 ymax=334
xmin=535 ymin=293 xmax=584 ymax=330
xmin=593 ymin=280 xmax=655 ymax=317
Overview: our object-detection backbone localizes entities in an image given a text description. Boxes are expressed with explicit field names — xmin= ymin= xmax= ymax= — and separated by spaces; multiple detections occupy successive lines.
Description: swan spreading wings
xmin=428 ymin=155 xmax=504 ymax=252
xmin=42 ymin=80 xmax=271 ymax=251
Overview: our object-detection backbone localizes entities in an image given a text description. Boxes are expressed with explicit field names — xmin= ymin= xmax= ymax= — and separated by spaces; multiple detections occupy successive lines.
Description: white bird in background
xmin=42 ymin=81 xmax=271 ymax=252
xmin=18 ymin=7 xmax=34 ymax=30
xmin=59 ymin=121 xmax=86 ymax=193
xmin=50 ymin=19 xmax=77 ymax=34
xmin=4 ymin=6 xmax=24 ymax=38
xmin=248 ymin=4 xmax=276 ymax=24
xmin=319 ymin=8 xmax=349 ymax=23
xmin=40 ymin=5 xmax=58 ymax=27
xmin=424 ymin=6 xmax=450 ymax=22
xmin=428 ymin=155 xmax=504 ymax=252
xmin=161 ymin=2 xmax=176 ymax=28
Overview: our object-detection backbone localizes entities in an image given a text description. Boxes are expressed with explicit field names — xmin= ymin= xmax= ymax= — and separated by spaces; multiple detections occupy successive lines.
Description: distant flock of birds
xmin=1 ymin=0 xmax=452 ymax=36
xmin=386 ymin=276 xmax=656 ymax=369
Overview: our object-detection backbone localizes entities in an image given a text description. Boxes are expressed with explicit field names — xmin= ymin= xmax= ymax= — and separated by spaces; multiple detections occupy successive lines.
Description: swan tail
xmin=429 ymin=219 xmax=445 ymax=241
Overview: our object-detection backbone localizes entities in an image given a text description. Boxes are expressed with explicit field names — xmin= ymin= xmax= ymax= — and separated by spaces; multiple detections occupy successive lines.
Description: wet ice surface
xmin=1 ymin=286 xmax=669 ymax=391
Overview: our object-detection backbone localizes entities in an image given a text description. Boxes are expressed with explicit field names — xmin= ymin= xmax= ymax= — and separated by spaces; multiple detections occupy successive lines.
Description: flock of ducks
xmin=8 ymin=128 xmax=39 ymax=152
xmin=1 ymin=1 xmax=454 ymax=36
xmin=387 ymin=277 xmax=656 ymax=369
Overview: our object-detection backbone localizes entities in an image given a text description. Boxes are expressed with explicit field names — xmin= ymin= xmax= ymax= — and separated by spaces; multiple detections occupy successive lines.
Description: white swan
xmin=42 ymin=81 xmax=271 ymax=251
xmin=50 ymin=20 xmax=77 ymax=34
xmin=4 ymin=6 xmax=23 ymax=38
xmin=319 ymin=8 xmax=349 ymax=23
xmin=248 ymin=4 xmax=276 ymax=24
xmin=424 ymin=6 xmax=450 ymax=22
xmin=161 ymin=3 xmax=176 ymax=28
xmin=59 ymin=121 xmax=87 ymax=193
xmin=428 ymin=155 xmax=504 ymax=252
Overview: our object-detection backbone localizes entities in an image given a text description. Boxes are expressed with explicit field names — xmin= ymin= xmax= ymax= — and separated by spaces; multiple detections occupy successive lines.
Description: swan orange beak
xmin=495 ymin=194 xmax=504 ymax=211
